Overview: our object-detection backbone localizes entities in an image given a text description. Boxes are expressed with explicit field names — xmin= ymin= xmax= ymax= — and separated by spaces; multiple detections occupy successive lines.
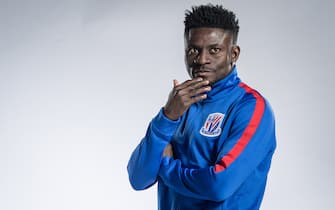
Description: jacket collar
xmin=204 ymin=66 xmax=240 ymax=102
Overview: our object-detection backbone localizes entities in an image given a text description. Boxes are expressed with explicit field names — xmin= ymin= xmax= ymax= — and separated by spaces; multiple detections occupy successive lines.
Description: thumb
xmin=173 ymin=79 xmax=179 ymax=87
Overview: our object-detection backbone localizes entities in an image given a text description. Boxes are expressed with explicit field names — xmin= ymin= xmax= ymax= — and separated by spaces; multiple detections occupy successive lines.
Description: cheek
xmin=187 ymin=55 xmax=195 ymax=64
xmin=215 ymin=56 xmax=229 ymax=68
xmin=226 ymin=52 xmax=234 ymax=63
xmin=185 ymin=65 xmax=193 ymax=78
xmin=185 ymin=57 xmax=195 ymax=71
xmin=185 ymin=55 xmax=193 ymax=66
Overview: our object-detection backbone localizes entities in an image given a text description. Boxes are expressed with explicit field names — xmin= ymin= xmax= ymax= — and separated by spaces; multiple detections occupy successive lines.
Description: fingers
xmin=175 ymin=79 xmax=211 ymax=98
xmin=164 ymin=77 xmax=211 ymax=120
xmin=163 ymin=143 xmax=174 ymax=158
xmin=190 ymin=93 xmax=208 ymax=103
xmin=173 ymin=79 xmax=179 ymax=87
xmin=191 ymin=85 xmax=211 ymax=98
xmin=171 ymin=78 xmax=211 ymax=107
xmin=174 ymin=77 xmax=203 ymax=91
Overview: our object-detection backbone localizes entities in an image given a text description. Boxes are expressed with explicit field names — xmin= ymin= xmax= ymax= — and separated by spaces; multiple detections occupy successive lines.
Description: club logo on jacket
xmin=200 ymin=112 xmax=225 ymax=137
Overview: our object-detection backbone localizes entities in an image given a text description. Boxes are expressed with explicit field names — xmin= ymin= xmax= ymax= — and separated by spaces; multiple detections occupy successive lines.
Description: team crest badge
xmin=200 ymin=113 xmax=225 ymax=137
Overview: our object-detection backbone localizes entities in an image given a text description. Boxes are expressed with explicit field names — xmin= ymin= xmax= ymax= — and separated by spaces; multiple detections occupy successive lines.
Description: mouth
xmin=194 ymin=71 xmax=209 ymax=77
xmin=192 ymin=68 xmax=212 ymax=78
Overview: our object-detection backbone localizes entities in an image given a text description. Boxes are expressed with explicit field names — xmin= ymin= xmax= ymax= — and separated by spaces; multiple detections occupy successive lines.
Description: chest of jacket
xmin=171 ymin=88 xmax=243 ymax=168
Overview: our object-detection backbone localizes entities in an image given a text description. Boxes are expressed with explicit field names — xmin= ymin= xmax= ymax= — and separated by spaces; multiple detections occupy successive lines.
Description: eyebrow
xmin=208 ymin=44 xmax=222 ymax=48
xmin=188 ymin=43 xmax=223 ymax=49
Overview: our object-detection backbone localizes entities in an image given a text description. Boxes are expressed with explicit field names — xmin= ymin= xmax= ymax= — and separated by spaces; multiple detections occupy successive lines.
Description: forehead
xmin=185 ymin=27 xmax=232 ymax=46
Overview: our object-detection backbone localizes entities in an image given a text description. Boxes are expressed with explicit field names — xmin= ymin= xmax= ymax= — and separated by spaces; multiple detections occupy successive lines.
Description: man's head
xmin=184 ymin=4 xmax=240 ymax=84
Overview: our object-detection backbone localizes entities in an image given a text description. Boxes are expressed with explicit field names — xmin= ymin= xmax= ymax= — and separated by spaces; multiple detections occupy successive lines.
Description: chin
xmin=203 ymin=76 xmax=213 ymax=83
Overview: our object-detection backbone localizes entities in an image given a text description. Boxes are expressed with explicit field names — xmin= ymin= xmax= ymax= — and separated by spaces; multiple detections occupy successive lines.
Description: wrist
xmin=163 ymin=107 xmax=179 ymax=121
xmin=151 ymin=108 xmax=181 ymax=137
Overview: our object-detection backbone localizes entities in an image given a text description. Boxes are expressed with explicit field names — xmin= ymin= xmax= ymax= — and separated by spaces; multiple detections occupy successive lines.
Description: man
xmin=127 ymin=4 xmax=276 ymax=210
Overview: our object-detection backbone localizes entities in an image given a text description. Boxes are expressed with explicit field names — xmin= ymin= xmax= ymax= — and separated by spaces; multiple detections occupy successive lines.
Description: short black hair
xmin=184 ymin=4 xmax=240 ymax=43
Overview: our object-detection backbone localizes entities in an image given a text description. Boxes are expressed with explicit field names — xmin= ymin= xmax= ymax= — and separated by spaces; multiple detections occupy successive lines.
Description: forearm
xmin=159 ymin=138 xmax=274 ymax=202
xmin=158 ymin=103 xmax=276 ymax=201
xmin=127 ymin=109 xmax=180 ymax=190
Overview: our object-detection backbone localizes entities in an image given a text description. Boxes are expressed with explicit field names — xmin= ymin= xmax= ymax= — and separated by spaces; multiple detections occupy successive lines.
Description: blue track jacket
xmin=127 ymin=67 xmax=276 ymax=210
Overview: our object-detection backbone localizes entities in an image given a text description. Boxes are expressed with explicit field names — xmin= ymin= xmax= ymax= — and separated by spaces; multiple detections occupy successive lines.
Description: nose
xmin=194 ymin=50 xmax=210 ymax=65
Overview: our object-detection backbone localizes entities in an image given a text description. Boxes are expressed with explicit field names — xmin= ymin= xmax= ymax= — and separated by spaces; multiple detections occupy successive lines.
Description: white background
xmin=1 ymin=0 xmax=334 ymax=209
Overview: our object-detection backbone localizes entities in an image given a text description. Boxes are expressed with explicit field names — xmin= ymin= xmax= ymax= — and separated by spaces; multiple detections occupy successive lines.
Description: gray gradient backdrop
xmin=1 ymin=0 xmax=334 ymax=209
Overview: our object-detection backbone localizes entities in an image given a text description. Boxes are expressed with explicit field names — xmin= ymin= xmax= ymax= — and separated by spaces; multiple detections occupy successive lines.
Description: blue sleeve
xmin=158 ymin=97 xmax=276 ymax=202
xmin=127 ymin=108 xmax=180 ymax=190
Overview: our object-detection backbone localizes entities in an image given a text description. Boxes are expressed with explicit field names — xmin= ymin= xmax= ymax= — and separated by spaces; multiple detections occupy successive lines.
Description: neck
xmin=205 ymin=66 xmax=240 ymax=102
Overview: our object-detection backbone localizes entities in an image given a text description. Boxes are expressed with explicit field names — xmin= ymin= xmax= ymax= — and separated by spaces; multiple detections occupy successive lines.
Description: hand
xmin=163 ymin=143 xmax=174 ymax=158
xmin=163 ymin=78 xmax=211 ymax=120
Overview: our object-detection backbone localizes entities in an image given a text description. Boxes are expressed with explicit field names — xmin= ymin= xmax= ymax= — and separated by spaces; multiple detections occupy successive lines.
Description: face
xmin=184 ymin=27 xmax=240 ymax=84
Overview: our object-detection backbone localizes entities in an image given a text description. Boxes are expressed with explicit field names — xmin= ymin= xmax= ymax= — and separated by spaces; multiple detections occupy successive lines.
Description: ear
xmin=231 ymin=45 xmax=240 ymax=64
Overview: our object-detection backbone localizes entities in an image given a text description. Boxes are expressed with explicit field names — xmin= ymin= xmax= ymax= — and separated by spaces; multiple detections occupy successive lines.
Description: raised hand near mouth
xmin=163 ymin=77 xmax=211 ymax=120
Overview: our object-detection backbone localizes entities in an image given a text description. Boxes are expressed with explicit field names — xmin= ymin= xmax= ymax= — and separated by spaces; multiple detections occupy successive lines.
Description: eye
xmin=209 ymin=48 xmax=221 ymax=54
xmin=187 ymin=48 xmax=199 ymax=56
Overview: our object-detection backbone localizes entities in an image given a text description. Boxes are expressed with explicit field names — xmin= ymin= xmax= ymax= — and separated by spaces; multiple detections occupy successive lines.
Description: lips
xmin=194 ymin=70 xmax=209 ymax=75
xmin=192 ymin=68 xmax=212 ymax=77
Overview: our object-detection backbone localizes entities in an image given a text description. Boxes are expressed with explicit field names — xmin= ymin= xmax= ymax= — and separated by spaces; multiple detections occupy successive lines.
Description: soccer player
xmin=127 ymin=4 xmax=276 ymax=210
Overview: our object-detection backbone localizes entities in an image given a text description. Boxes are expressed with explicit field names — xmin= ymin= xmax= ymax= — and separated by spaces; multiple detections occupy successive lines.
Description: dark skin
xmin=163 ymin=27 xmax=240 ymax=157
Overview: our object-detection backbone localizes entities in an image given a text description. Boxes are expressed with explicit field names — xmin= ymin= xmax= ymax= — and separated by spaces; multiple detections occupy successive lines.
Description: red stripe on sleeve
xmin=214 ymin=82 xmax=265 ymax=173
